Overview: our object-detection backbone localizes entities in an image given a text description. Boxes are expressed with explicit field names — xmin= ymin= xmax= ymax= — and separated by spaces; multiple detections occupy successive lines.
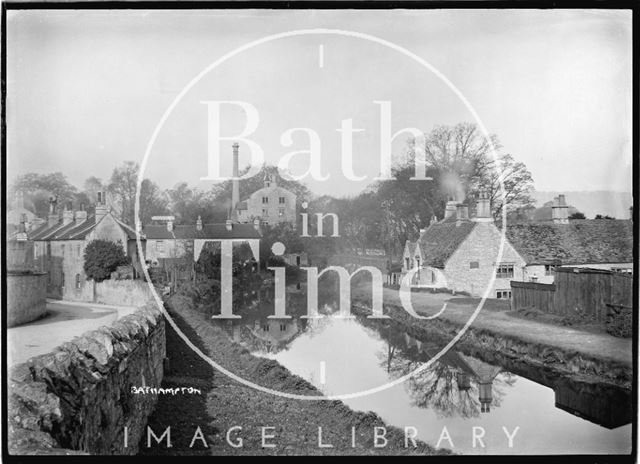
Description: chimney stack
xmin=226 ymin=219 xmax=233 ymax=231
xmin=75 ymin=203 xmax=88 ymax=225
xmin=167 ymin=219 xmax=174 ymax=232
xmin=473 ymin=189 xmax=493 ymax=222
xmin=456 ymin=204 xmax=469 ymax=221
xmin=552 ymin=195 xmax=569 ymax=224
xmin=231 ymin=142 xmax=240 ymax=218
xmin=444 ymin=199 xmax=458 ymax=219
xmin=95 ymin=191 xmax=108 ymax=223
xmin=47 ymin=196 xmax=59 ymax=227
xmin=253 ymin=218 xmax=260 ymax=231
xmin=196 ymin=215 xmax=203 ymax=231
xmin=62 ymin=201 xmax=74 ymax=225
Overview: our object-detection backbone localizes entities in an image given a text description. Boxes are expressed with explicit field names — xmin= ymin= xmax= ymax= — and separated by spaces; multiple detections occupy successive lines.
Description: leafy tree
xmin=83 ymin=239 xmax=130 ymax=282
xmin=569 ymin=211 xmax=586 ymax=220
xmin=108 ymin=161 xmax=139 ymax=225
xmin=595 ymin=214 xmax=615 ymax=220
xmin=10 ymin=172 xmax=78 ymax=217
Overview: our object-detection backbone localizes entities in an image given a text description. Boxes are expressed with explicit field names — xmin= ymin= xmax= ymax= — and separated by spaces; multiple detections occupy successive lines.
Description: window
xmin=77 ymin=244 xmax=81 ymax=256
xmin=75 ymin=274 xmax=81 ymax=290
xmin=47 ymin=242 xmax=51 ymax=257
xmin=262 ymin=208 xmax=269 ymax=217
xmin=156 ymin=241 xmax=165 ymax=253
xmin=279 ymin=197 xmax=285 ymax=204
xmin=496 ymin=290 xmax=512 ymax=299
xmin=544 ymin=264 xmax=556 ymax=276
xmin=262 ymin=196 xmax=269 ymax=204
xmin=431 ymin=270 xmax=436 ymax=284
xmin=261 ymin=323 xmax=269 ymax=332
xmin=496 ymin=263 xmax=514 ymax=278
xmin=415 ymin=257 xmax=421 ymax=268
xmin=61 ymin=244 xmax=65 ymax=256
xmin=279 ymin=323 xmax=287 ymax=332
xmin=405 ymin=258 xmax=410 ymax=269
xmin=61 ymin=272 xmax=65 ymax=288
xmin=470 ymin=261 xmax=479 ymax=269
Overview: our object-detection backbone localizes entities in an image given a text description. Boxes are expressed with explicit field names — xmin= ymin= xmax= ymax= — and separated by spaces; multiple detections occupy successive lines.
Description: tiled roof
xmin=29 ymin=214 xmax=144 ymax=241
xmin=411 ymin=219 xmax=477 ymax=268
xmin=505 ymin=219 xmax=633 ymax=265
xmin=143 ymin=223 xmax=261 ymax=240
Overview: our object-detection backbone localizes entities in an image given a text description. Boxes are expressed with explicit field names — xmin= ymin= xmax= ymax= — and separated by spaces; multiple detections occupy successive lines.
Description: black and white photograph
xmin=2 ymin=4 xmax=636 ymax=459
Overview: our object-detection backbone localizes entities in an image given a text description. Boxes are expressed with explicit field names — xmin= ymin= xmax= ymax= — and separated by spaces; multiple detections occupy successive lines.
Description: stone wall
xmin=7 ymin=302 xmax=166 ymax=455
xmin=95 ymin=280 xmax=153 ymax=307
xmin=7 ymin=271 xmax=48 ymax=327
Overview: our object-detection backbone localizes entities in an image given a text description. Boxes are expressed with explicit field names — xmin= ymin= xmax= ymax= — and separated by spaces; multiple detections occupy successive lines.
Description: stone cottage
xmin=30 ymin=194 xmax=145 ymax=300
xmin=402 ymin=189 xmax=526 ymax=298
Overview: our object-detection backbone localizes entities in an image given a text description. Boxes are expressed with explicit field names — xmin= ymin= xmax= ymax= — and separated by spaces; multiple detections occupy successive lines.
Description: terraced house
xmin=30 ymin=194 xmax=144 ymax=300
xmin=402 ymin=193 xmax=633 ymax=298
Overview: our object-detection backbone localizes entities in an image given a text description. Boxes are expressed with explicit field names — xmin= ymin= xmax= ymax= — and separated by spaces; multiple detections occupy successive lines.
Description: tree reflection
xmin=375 ymin=327 xmax=517 ymax=419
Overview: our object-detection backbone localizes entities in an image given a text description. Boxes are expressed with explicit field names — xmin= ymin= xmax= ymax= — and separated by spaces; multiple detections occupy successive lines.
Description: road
xmin=7 ymin=299 xmax=137 ymax=366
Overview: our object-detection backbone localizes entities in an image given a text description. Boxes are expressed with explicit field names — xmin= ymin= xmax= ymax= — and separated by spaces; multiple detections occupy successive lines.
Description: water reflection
xmin=212 ymin=302 xmax=631 ymax=454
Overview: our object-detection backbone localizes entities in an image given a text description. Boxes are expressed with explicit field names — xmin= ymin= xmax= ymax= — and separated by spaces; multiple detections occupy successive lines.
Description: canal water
xmin=214 ymin=304 xmax=632 ymax=455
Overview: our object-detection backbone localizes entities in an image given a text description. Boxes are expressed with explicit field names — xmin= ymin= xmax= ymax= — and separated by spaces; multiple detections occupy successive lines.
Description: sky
xmin=6 ymin=9 xmax=633 ymax=198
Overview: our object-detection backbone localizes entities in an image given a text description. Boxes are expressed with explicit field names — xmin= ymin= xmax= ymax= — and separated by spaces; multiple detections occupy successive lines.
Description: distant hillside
xmin=533 ymin=191 xmax=633 ymax=219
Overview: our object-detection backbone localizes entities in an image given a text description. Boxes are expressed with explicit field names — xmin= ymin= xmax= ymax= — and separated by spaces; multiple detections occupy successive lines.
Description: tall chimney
xmin=444 ymin=199 xmax=458 ymax=219
xmin=552 ymin=195 xmax=569 ymax=224
xmin=231 ymin=142 xmax=240 ymax=218
xmin=473 ymin=189 xmax=493 ymax=222
xmin=62 ymin=201 xmax=74 ymax=225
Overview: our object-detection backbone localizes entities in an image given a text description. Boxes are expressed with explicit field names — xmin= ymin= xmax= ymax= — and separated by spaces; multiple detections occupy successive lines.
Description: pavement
xmin=354 ymin=286 xmax=633 ymax=367
xmin=7 ymin=299 xmax=138 ymax=366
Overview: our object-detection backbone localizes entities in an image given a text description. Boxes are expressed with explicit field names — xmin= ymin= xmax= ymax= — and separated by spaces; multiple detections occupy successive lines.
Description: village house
xmin=228 ymin=143 xmax=297 ymax=226
xmin=402 ymin=189 xmax=526 ymax=298
xmin=30 ymin=193 xmax=144 ymax=300
xmin=143 ymin=216 xmax=262 ymax=266
xmin=505 ymin=195 xmax=634 ymax=283
xmin=402 ymin=192 xmax=633 ymax=298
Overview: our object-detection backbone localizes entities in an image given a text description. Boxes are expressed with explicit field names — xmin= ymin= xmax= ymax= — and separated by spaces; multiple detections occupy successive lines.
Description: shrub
xmin=83 ymin=239 xmax=130 ymax=282
xmin=606 ymin=306 xmax=632 ymax=338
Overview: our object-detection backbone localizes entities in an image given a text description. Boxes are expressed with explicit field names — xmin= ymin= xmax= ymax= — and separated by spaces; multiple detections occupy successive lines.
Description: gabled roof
xmin=143 ymin=223 xmax=261 ymax=240
xmin=29 ymin=214 xmax=144 ymax=241
xmin=410 ymin=218 xmax=477 ymax=268
xmin=505 ymin=219 xmax=633 ymax=265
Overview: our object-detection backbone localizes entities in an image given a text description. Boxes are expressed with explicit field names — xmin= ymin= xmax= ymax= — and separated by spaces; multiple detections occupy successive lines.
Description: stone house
xmin=506 ymin=195 xmax=634 ymax=283
xmin=224 ymin=140 xmax=296 ymax=227
xmin=402 ymin=190 xmax=526 ymax=298
xmin=235 ymin=173 xmax=297 ymax=226
xmin=30 ymin=195 xmax=144 ymax=300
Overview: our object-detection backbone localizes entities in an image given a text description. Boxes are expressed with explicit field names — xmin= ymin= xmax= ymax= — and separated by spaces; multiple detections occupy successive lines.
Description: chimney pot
xmin=253 ymin=218 xmax=260 ymax=231
xmin=552 ymin=194 xmax=569 ymax=224
xmin=196 ymin=215 xmax=203 ymax=231
xmin=167 ymin=220 xmax=174 ymax=232
xmin=444 ymin=200 xmax=458 ymax=219
xmin=226 ymin=219 xmax=233 ymax=231
xmin=473 ymin=188 xmax=493 ymax=222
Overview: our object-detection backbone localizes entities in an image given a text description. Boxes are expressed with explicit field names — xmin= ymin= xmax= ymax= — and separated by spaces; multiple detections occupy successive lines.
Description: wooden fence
xmin=511 ymin=267 xmax=633 ymax=322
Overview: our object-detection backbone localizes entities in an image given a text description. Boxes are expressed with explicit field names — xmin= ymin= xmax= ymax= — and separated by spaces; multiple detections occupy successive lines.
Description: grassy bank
xmin=138 ymin=295 xmax=450 ymax=456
